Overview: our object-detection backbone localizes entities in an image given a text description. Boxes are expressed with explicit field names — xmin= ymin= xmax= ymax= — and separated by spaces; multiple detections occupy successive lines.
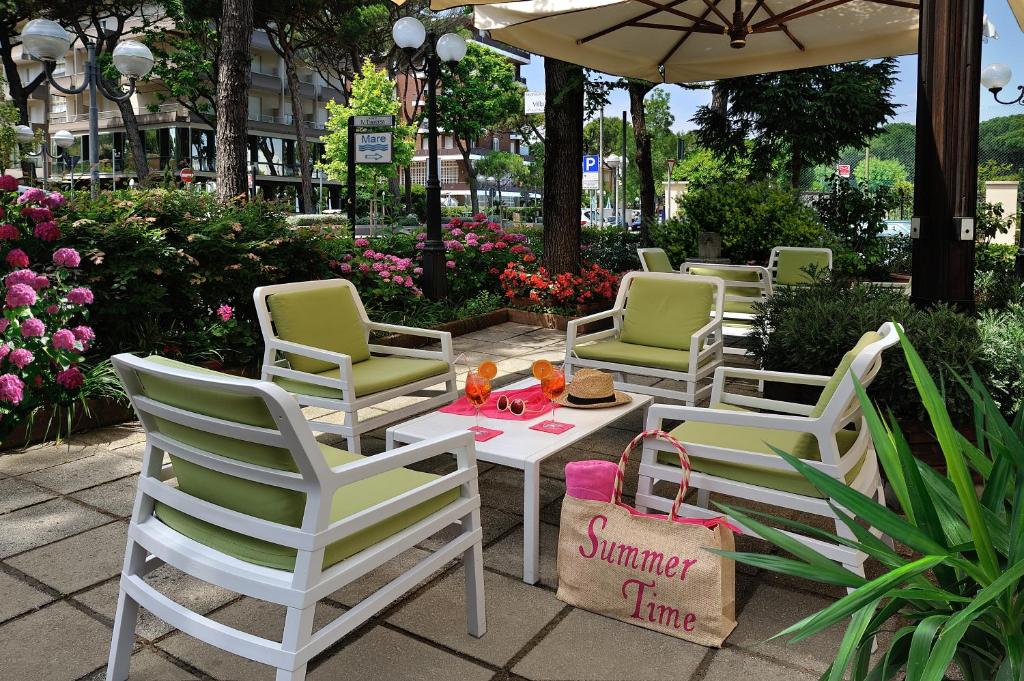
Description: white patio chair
xmin=254 ymin=279 xmax=457 ymax=453
xmin=682 ymin=262 xmax=772 ymax=357
xmin=635 ymin=322 xmax=900 ymax=577
xmin=768 ymin=246 xmax=833 ymax=286
xmin=106 ymin=354 xmax=485 ymax=681
xmin=636 ymin=247 xmax=674 ymax=272
xmin=564 ymin=271 xmax=724 ymax=406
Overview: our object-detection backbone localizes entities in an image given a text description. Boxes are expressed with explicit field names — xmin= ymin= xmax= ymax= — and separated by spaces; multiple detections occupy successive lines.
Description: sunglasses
xmin=496 ymin=395 xmax=527 ymax=416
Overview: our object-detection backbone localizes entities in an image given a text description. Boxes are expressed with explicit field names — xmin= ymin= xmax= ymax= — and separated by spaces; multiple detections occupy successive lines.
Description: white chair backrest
xmin=112 ymin=353 xmax=331 ymax=544
xmin=682 ymin=262 xmax=772 ymax=311
xmin=636 ymin=247 xmax=674 ymax=273
xmin=769 ymin=246 xmax=833 ymax=285
xmin=253 ymin=278 xmax=370 ymax=345
xmin=818 ymin=322 xmax=901 ymax=425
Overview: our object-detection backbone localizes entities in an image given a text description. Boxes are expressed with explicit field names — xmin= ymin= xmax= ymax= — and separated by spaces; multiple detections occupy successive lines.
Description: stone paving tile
xmin=70 ymin=424 xmax=146 ymax=450
xmin=158 ymin=598 xmax=343 ymax=681
xmin=81 ymin=647 xmax=202 ymax=681
xmin=21 ymin=451 xmax=140 ymax=494
xmin=416 ymin=505 xmax=521 ymax=552
xmin=728 ymin=584 xmax=846 ymax=673
xmin=8 ymin=521 xmax=129 ymax=594
xmin=0 ymin=497 xmax=111 ymax=558
xmin=477 ymin=466 xmax=564 ymax=517
xmin=76 ymin=565 xmax=238 ymax=641
xmin=703 ymin=648 xmax=817 ymax=681
xmin=308 ymin=626 xmax=493 ymax=681
xmin=71 ymin=475 xmax=140 ymax=518
xmin=484 ymin=522 xmax=560 ymax=588
xmin=0 ymin=569 xmax=53 ymax=623
xmin=389 ymin=569 xmax=564 ymax=666
xmin=512 ymin=608 xmax=708 ymax=680
xmin=0 ymin=475 xmax=56 ymax=514
xmin=0 ymin=601 xmax=113 ymax=681
xmin=0 ymin=442 xmax=98 ymax=475
xmin=329 ymin=547 xmax=438 ymax=608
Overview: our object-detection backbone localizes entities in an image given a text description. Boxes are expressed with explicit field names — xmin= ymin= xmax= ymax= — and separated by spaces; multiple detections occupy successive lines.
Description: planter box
xmin=374 ymin=309 xmax=511 ymax=349
xmin=2 ymin=397 xmax=135 ymax=451
xmin=506 ymin=307 xmax=612 ymax=334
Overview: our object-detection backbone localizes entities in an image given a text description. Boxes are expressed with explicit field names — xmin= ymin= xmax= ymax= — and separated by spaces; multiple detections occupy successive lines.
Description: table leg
xmin=522 ymin=461 xmax=541 ymax=585
xmin=385 ymin=428 xmax=395 ymax=450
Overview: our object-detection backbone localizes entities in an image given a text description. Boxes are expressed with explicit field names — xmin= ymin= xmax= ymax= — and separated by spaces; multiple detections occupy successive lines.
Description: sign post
xmin=348 ymin=115 xmax=396 ymax=235
xmin=582 ymin=154 xmax=600 ymax=190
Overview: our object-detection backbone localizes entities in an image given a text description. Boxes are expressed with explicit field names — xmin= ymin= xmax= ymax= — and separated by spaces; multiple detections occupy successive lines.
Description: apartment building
xmin=398 ymin=31 xmax=535 ymax=208
xmin=11 ymin=23 xmax=344 ymax=207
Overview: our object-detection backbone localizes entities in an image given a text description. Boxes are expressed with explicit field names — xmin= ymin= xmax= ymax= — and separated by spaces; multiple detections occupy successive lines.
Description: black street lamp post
xmin=392 ymin=17 xmax=466 ymax=300
xmin=20 ymin=19 xmax=153 ymax=199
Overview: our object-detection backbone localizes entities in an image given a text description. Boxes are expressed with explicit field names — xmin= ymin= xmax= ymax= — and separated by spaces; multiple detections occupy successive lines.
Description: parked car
xmin=630 ymin=215 xmax=642 ymax=231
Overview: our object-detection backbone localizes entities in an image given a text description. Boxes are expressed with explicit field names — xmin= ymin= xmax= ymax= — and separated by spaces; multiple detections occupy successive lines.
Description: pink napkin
xmin=440 ymin=384 xmax=555 ymax=421
xmin=564 ymin=460 xmax=618 ymax=502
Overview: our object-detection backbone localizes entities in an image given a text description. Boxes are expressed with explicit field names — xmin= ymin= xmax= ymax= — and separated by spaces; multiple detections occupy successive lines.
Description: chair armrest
xmin=328 ymin=430 xmax=476 ymax=486
xmin=567 ymin=308 xmax=620 ymax=350
xmin=365 ymin=323 xmax=454 ymax=361
xmin=266 ymin=338 xmax=354 ymax=371
xmin=366 ymin=321 xmax=449 ymax=340
xmin=689 ymin=316 xmax=723 ymax=358
xmin=645 ymin=403 xmax=820 ymax=434
xmin=718 ymin=366 xmax=831 ymax=386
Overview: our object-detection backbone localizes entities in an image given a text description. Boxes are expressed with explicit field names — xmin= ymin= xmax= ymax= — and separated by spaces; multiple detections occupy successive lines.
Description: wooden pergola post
xmin=910 ymin=0 xmax=984 ymax=308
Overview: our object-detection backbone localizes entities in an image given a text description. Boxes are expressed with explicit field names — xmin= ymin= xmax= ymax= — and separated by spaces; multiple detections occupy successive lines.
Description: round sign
xmin=179 ymin=167 xmax=195 ymax=183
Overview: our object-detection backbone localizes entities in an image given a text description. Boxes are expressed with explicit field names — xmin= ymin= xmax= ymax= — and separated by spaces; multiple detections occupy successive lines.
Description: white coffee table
xmin=386 ymin=377 xmax=652 ymax=584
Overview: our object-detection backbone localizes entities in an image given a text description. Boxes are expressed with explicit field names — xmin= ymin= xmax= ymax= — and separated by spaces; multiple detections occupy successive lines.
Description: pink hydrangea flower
xmin=338 ymin=262 xmax=352 ymax=273
xmin=0 ymin=319 xmax=8 ymax=333
xmin=44 ymin=192 xmax=66 ymax=209
xmin=9 ymin=348 xmax=34 ymax=368
xmin=446 ymin=260 xmax=456 ymax=269
xmin=479 ymin=242 xmax=494 ymax=253
xmin=392 ymin=275 xmax=405 ymax=285
xmin=473 ymin=212 xmax=486 ymax=221
xmin=72 ymin=325 xmax=95 ymax=343
xmin=33 ymin=275 xmax=49 ymax=290
xmin=216 ymin=304 xmax=233 ymax=321
xmin=494 ymin=241 xmax=508 ymax=249
xmin=4 ymin=269 xmax=38 ymax=288
xmin=33 ymin=222 xmax=61 ymax=241
xmin=52 ymin=328 xmax=77 ymax=351
xmin=5 ymin=283 xmax=37 ymax=308
xmin=45 ymin=305 xmax=59 ymax=315
xmin=416 ymin=232 xmax=427 ymax=241
xmin=405 ymin=278 xmax=416 ymax=289
xmin=0 ymin=175 xmax=18 ymax=192
xmin=5 ymin=249 xmax=29 ymax=268
xmin=354 ymin=238 xmax=370 ymax=247
xmin=20 ymin=318 xmax=44 ymax=337
xmin=358 ymin=263 xmax=370 ymax=273
xmin=23 ymin=206 xmax=52 ymax=223
xmin=67 ymin=287 xmax=94 ymax=305
xmin=0 ymin=373 xmax=25 ymax=403
xmin=0 ymin=224 xmax=18 ymax=239
xmin=0 ymin=343 xmax=9 ymax=359
xmin=414 ymin=242 xmax=425 ymax=250
xmin=52 ymin=247 xmax=81 ymax=268
xmin=449 ymin=228 xmax=463 ymax=237
xmin=56 ymin=366 xmax=85 ymax=390
xmin=16 ymin=188 xmax=46 ymax=204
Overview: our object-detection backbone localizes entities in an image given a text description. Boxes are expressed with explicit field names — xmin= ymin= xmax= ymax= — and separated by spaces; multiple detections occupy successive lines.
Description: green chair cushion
xmin=661 ymin=403 xmax=864 ymax=498
xmin=619 ymin=277 xmax=715 ymax=351
xmin=641 ymin=249 xmax=673 ymax=273
xmin=686 ymin=266 xmax=762 ymax=312
xmin=267 ymin=285 xmax=371 ymax=374
xmin=273 ymin=356 xmax=450 ymax=399
xmin=156 ymin=443 xmax=459 ymax=570
xmin=574 ymin=340 xmax=700 ymax=373
xmin=775 ymin=250 xmax=831 ymax=285
xmin=809 ymin=331 xmax=883 ymax=418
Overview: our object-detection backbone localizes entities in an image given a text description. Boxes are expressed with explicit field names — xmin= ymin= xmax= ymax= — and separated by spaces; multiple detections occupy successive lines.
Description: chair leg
xmin=277 ymin=605 xmax=316 ymax=681
xmin=105 ymin=587 xmax=140 ymax=681
xmin=461 ymin=509 xmax=487 ymax=638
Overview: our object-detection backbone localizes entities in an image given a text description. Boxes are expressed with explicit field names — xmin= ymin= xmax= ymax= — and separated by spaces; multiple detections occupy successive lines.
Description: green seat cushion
xmin=619 ymin=277 xmax=715 ymax=350
xmin=775 ymin=250 xmax=831 ymax=285
xmin=661 ymin=404 xmax=863 ymax=498
xmin=640 ymin=249 xmax=673 ymax=273
xmin=156 ymin=443 xmax=459 ymax=570
xmin=809 ymin=331 xmax=883 ymax=418
xmin=574 ymin=340 xmax=700 ymax=372
xmin=686 ymin=266 xmax=762 ymax=313
xmin=267 ymin=285 xmax=371 ymax=374
xmin=273 ymin=356 xmax=450 ymax=399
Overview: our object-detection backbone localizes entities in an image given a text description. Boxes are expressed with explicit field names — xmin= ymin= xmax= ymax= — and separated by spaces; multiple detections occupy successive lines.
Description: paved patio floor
xmin=0 ymin=323 xmax=901 ymax=681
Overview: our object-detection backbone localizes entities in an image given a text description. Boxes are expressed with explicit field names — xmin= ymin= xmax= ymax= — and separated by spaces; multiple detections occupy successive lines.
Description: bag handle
xmin=614 ymin=429 xmax=691 ymax=522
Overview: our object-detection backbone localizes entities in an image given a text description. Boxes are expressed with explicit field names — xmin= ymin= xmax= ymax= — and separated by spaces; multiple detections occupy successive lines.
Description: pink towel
xmin=440 ymin=384 xmax=555 ymax=421
xmin=564 ymin=460 xmax=618 ymax=502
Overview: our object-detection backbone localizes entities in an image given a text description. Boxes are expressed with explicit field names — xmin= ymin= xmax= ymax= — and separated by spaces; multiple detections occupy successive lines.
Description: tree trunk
xmin=542 ymin=58 xmax=584 ymax=275
xmin=281 ymin=40 xmax=313 ymax=212
xmin=114 ymin=98 xmax=150 ymax=182
xmin=460 ymin=144 xmax=480 ymax=214
xmin=789 ymin=150 xmax=803 ymax=189
xmin=628 ymin=80 xmax=656 ymax=247
xmin=215 ymin=0 xmax=253 ymax=201
xmin=403 ymin=165 xmax=412 ymax=211
xmin=710 ymin=82 xmax=728 ymax=115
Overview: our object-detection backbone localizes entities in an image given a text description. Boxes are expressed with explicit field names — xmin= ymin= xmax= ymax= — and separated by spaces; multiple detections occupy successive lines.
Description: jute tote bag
xmin=556 ymin=429 xmax=737 ymax=647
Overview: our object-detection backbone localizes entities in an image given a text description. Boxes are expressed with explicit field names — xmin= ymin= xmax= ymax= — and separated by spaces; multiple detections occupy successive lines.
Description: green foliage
xmin=580 ymin=227 xmax=641 ymax=273
xmin=693 ymin=60 xmax=899 ymax=184
xmin=722 ymin=331 xmax=1024 ymax=681
xmin=979 ymin=114 xmax=1024 ymax=172
xmin=750 ymin=278 xmax=983 ymax=422
xmin=0 ymin=77 xmax=21 ymax=172
xmin=814 ymin=175 xmax=899 ymax=277
xmin=976 ymin=200 xmax=1016 ymax=242
xmin=648 ymin=217 xmax=698 ymax=266
xmin=142 ymin=10 xmax=218 ymax=126
xmin=977 ymin=242 xmax=1019 ymax=273
xmin=321 ymin=59 xmax=415 ymax=189
xmin=671 ymin=144 xmax=750 ymax=189
xmin=681 ymin=181 xmax=825 ymax=263
xmin=977 ymin=304 xmax=1024 ymax=415
xmin=853 ymin=157 xmax=907 ymax=188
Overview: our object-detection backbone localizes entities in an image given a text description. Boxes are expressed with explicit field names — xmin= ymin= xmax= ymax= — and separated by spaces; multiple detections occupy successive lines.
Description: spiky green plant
xmin=717 ymin=327 xmax=1024 ymax=681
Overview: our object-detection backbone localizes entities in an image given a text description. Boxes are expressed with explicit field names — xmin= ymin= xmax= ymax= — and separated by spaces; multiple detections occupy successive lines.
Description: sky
xmin=517 ymin=1 xmax=1024 ymax=132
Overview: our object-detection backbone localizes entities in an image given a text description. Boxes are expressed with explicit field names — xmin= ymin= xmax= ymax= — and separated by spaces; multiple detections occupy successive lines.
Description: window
xmin=440 ymin=160 xmax=460 ymax=184
xmin=491 ymin=136 xmax=500 ymax=152
xmin=443 ymin=135 xmax=454 ymax=150
xmin=50 ymin=95 xmax=67 ymax=115
xmin=409 ymin=161 xmax=427 ymax=185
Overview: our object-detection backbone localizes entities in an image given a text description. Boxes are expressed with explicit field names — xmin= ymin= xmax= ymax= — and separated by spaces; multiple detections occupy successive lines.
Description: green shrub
xmin=681 ymin=181 xmax=825 ymax=263
xmin=813 ymin=175 xmax=898 ymax=278
xmin=751 ymin=277 xmax=982 ymax=423
xmin=649 ymin=217 xmax=698 ymax=267
xmin=581 ymin=227 xmax=641 ymax=273
xmin=975 ymin=269 xmax=1024 ymax=312
xmin=976 ymin=242 xmax=1018 ymax=273
xmin=977 ymin=303 xmax=1024 ymax=415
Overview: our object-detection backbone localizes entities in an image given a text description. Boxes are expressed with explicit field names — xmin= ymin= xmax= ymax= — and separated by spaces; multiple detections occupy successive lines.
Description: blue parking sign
xmin=582 ymin=155 xmax=599 ymax=173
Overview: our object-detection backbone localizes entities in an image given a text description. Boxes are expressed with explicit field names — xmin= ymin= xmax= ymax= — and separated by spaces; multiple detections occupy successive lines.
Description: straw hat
xmin=553 ymin=368 xmax=631 ymax=409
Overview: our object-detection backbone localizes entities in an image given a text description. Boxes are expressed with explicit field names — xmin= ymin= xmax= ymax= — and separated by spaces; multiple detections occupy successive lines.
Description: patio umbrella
xmin=459 ymin=0 xmax=1024 ymax=83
